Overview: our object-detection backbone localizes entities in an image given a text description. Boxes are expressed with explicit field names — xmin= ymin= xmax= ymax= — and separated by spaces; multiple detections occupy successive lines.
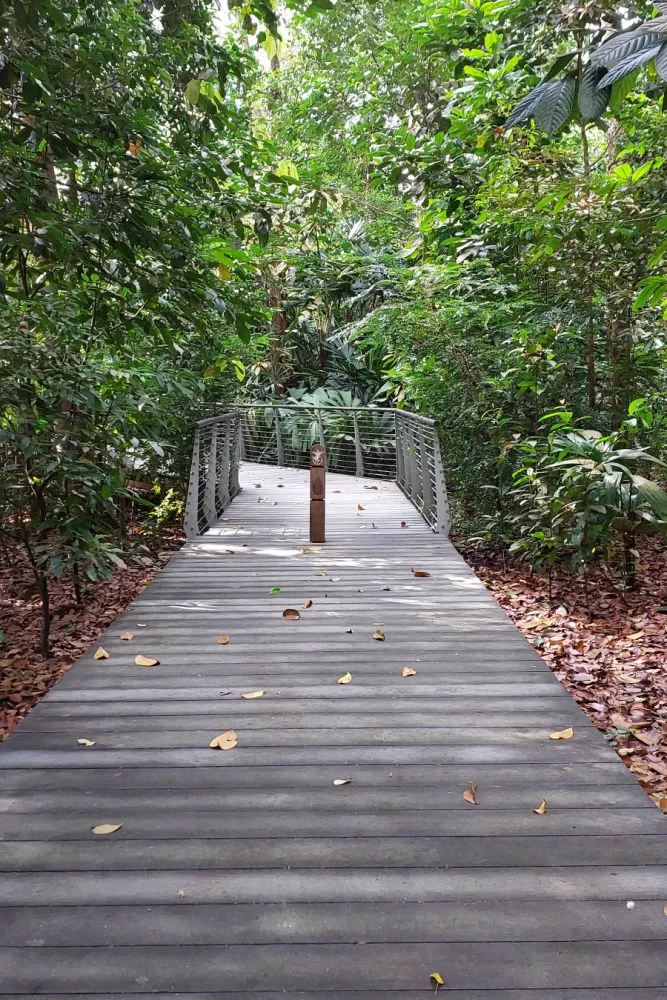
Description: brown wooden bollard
xmin=310 ymin=442 xmax=326 ymax=543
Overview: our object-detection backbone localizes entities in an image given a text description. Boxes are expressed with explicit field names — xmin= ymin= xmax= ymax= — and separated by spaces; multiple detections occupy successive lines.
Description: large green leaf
xmin=654 ymin=40 xmax=667 ymax=81
xmin=578 ymin=63 xmax=611 ymax=121
xmin=591 ymin=29 xmax=667 ymax=69
xmin=610 ymin=67 xmax=640 ymax=111
xmin=505 ymin=82 xmax=549 ymax=128
xmin=632 ymin=475 xmax=667 ymax=520
xmin=533 ymin=77 xmax=576 ymax=137
xmin=596 ymin=45 xmax=663 ymax=90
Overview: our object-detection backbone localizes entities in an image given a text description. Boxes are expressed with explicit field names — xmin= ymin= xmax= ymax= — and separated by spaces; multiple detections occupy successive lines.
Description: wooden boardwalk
xmin=1 ymin=461 xmax=666 ymax=998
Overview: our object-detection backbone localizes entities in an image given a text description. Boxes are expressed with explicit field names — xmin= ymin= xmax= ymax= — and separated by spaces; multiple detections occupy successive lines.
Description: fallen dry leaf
xmin=216 ymin=635 xmax=230 ymax=645
xmin=338 ymin=671 xmax=352 ymax=684
xmin=177 ymin=889 xmax=185 ymax=898
xmin=77 ymin=738 xmax=96 ymax=747
xmin=533 ymin=799 xmax=548 ymax=815
xmin=345 ymin=627 xmax=353 ymax=633
xmin=463 ymin=781 xmax=477 ymax=805
xmin=135 ymin=654 xmax=159 ymax=667
xmin=364 ymin=485 xmax=378 ymax=490
xmin=93 ymin=647 xmax=109 ymax=660
xmin=283 ymin=608 xmax=301 ymax=620
xmin=301 ymin=599 xmax=313 ymax=609
xmin=372 ymin=629 xmax=385 ymax=641
xmin=333 ymin=778 xmax=351 ymax=786
xmin=402 ymin=667 xmax=417 ymax=677
xmin=412 ymin=569 xmax=431 ymax=578
xmin=91 ymin=824 xmax=122 ymax=835
xmin=357 ymin=504 xmax=365 ymax=510
xmin=241 ymin=690 xmax=264 ymax=700
xmin=400 ymin=521 xmax=408 ymax=528
xmin=549 ymin=727 xmax=574 ymax=740
xmin=209 ymin=729 xmax=238 ymax=750
xmin=254 ymin=483 xmax=262 ymax=488
xmin=120 ymin=632 xmax=134 ymax=641
xmin=430 ymin=972 xmax=444 ymax=993
xmin=219 ymin=691 xmax=231 ymax=697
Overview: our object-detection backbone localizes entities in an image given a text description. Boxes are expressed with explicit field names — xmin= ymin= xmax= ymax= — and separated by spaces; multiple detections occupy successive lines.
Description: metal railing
xmin=184 ymin=410 xmax=241 ymax=538
xmin=184 ymin=404 xmax=450 ymax=538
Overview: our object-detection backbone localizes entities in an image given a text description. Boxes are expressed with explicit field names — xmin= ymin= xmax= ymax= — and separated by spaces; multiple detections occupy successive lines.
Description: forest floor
xmin=1 ymin=523 xmax=665 ymax=813
xmin=0 ymin=524 xmax=184 ymax=740
xmin=463 ymin=538 xmax=667 ymax=810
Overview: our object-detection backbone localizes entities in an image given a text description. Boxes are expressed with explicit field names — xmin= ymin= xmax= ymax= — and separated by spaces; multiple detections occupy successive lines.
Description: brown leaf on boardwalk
xmin=364 ymin=485 xmax=378 ymax=490
xmin=333 ymin=778 xmax=351 ymax=786
xmin=357 ymin=504 xmax=365 ymax=510
xmin=400 ymin=521 xmax=408 ymax=528
xmin=402 ymin=666 xmax=417 ymax=677
xmin=372 ymin=522 xmax=377 ymax=528
xmin=277 ymin=484 xmax=284 ymax=488
xmin=283 ymin=608 xmax=301 ymax=620
xmin=300 ymin=548 xmax=310 ymax=554
xmin=219 ymin=691 xmax=231 ymax=696
xmin=209 ymin=729 xmax=237 ymax=750
xmin=216 ymin=635 xmax=230 ymax=645
xmin=412 ymin=569 xmax=430 ymax=578
xmin=549 ymin=727 xmax=574 ymax=740
xmin=91 ymin=824 xmax=121 ymax=835
xmin=77 ymin=738 xmax=96 ymax=747
xmin=135 ymin=654 xmax=159 ymax=667
xmin=120 ymin=632 xmax=134 ymax=641
xmin=93 ymin=647 xmax=109 ymax=660
xmin=241 ymin=690 xmax=264 ymax=700
xmin=463 ymin=781 xmax=477 ymax=805
xmin=333 ymin=489 xmax=341 ymax=493
xmin=372 ymin=629 xmax=385 ymax=641
xmin=533 ymin=799 xmax=548 ymax=815
xmin=345 ymin=627 xmax=353 ymax=633
xmin=338 ymin=671 xmax=352 ymax=684
xmin=254 ymin=483 xmax=262 ymax=487
xmin=301 ymin=599 xmax=313 ymax=609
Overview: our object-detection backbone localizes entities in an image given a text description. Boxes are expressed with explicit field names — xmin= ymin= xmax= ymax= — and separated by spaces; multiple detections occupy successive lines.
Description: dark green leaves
xmin=596 ymin=44 xmax=663 ymax=91
xmin=505 ymin=83 xmax=550 ymax=128
xmin=591 ymin=29 xmax=667 ymax=70
xmin=579 ymin=64 xmax=610 ymax=122
xmin=506 ymin=78 xmax=575 ymax=136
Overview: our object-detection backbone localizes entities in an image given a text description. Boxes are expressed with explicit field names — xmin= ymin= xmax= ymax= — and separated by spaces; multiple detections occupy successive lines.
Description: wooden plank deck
xmin=1 ymin=460 xmax=665 ymax=998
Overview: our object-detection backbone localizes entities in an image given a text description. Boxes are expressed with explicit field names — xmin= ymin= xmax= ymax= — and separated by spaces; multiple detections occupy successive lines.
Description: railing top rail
xmin=195 ymin=411 xmax=241 ymax=429
xmin=198 ymin=403 xmax=437 ymax=428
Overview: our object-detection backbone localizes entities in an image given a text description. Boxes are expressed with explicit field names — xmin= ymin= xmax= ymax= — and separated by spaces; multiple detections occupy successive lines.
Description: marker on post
xmin=310 ymin=442 xmax=326 ymax=543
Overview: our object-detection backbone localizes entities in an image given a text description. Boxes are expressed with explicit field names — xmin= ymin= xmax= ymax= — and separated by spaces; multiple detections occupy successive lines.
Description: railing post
xmin=432 ymin=427 xmax=451 ymax=534
xmin=407 ymin=421 xmax=418 ymax=501
xmin=184 ymin=428 xmax=201 ymax=539
xmin=219 ymin=420 xmax=231 ymax=510
xmin=353 ymin=411 xmax=364 ymax=478
xmin=310 ymin=442 xmax=326 ymax=542
xmin=419 ymin=425 xmax=434 ymax=520
xmin=204 ymin=425 xmax=217 ymax=528
xmin=275 ymin=407 xmax=285 ymax=466
xmin=395 ymin=412 xmax=406 ymax=488
xmin=231 ymin=411 xmax=241 ymax=497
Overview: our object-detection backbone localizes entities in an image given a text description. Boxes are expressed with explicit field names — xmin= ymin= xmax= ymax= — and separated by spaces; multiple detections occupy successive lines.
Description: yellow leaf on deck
xmin=209 ymin=729 xmax=238 ymax=750
xmin=91 ymin=824 xmax=121 ymax=835
xmin=372 ymin=629 xmax=385 ymax=641
xmin=216 ymin=635 xmax=230 ymax=645
xmin=135 ymin=655 xmax=159 ymax=667
xmin=77 ymin=739 xmax=96 ymax=747
xmin=241 ymin=690 xmax=264 ymax=700
xmin=463 ymin=781 xmax=477 ymax=805
xmin=333 ymin=778 xmax=351 ymax=786
xmin=338 ymin=671 xmax=352 ymax=684
xmin=549 ymin=727 xmax=574 ymax=740
xmin=120 ymin=632 xmax=134 ymax=641
xmin=402 ymin=667 xmax=417 ymax=677
xmin=533 ymin=799 xmax=548 ymax=815
xmin=93 ymin=648 xmax=109 ymax=660
xmin=430 ymin=972 xmax=445 ymax=992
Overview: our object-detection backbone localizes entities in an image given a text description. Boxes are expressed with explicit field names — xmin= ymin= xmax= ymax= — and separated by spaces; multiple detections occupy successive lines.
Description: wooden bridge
xmin=1 ymin=405 xmax=665 ymax=998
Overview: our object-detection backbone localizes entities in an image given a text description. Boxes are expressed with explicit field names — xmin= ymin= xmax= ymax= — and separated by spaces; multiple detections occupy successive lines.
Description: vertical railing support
xmin=184 ymin=428 xmax=201 ymax=539
xmin=419 ymin=426 xmax=434 ymax=521
xmin=395 ymin=413 xmax=405 ymax=489
xmin=432 ymin=427 xmax=451 ymax=535
xmin=407 ymin=422 xmax=418 ymax=502
xmin=353 ymin=411 xmax=364 ymax=478
xmin=218 ymin=422 xmax=231 ymax=510
xmin=231 ymin=412 xmax=241 ymax=498
xmin=204 ymin=425 xmax=217 ymax=526
xmin=275 ymin=407 xmax=285 ymax=466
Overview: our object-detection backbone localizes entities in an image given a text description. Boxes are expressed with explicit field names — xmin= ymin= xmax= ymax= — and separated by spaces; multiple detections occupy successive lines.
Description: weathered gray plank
xmin=1 ymin=900 xmax=664 ymax=947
